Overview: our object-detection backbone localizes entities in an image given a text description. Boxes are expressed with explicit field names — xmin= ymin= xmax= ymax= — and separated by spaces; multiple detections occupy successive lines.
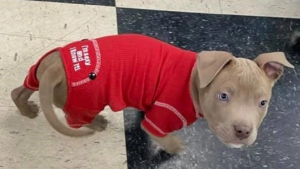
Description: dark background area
xmin=118 ymin=8 xmax=300 ymax=169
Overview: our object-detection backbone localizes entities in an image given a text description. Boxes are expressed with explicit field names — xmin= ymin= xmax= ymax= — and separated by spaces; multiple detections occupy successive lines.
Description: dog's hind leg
xmin=11 ymin=86 xmax=39 ymax=118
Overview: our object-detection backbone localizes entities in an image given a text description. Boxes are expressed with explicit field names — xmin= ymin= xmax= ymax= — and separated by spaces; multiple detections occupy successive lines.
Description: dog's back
xmin=61 ymin=34 xmax=198 ymax=129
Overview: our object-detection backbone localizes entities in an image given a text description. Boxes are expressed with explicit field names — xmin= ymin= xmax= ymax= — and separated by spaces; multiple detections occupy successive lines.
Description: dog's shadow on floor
xmin=124 ymin=109 xmax=175 ymax=169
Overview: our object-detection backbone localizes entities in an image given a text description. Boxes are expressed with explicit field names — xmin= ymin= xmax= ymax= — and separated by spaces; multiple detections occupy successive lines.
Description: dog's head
xmin=190 ymin=51 xmax=294 ymax=148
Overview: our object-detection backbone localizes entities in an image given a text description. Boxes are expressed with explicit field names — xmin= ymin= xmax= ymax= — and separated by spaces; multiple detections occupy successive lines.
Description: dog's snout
xmin=234 ymin=125 xmax=252 ymax=140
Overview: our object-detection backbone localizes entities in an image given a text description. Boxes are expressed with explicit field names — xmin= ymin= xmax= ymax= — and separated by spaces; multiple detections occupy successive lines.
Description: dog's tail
xmin=39 ymin=65 xmax=95 ymax=137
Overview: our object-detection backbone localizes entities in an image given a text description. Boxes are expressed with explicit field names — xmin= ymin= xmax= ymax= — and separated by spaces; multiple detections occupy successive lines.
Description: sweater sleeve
xmin=142 ymin=101 xmax=185 ymax=137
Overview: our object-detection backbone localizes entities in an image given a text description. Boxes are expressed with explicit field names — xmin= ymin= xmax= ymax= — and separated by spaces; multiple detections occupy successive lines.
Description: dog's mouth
xmin=212 ymin=125 xmax=255 ymax=148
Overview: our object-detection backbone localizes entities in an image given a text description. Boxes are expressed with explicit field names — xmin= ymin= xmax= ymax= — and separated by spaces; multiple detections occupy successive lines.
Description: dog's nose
xmin=234 ymin=125 xmax=252 ymax=140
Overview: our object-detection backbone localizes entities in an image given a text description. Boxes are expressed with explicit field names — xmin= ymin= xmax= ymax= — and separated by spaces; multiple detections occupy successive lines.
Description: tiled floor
xmin=0 ymin=0 xmax=300 ymax=169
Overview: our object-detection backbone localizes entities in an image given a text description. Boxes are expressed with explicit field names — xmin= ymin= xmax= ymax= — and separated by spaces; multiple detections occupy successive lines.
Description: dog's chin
xmin=216 ymin=136 xmax=247 ymax=149
xmin=211 ymin=125 xmax=257 ymax=149
xmin=218 ymin=138 xmax=246 ymax=148
xmin=225 ymin=143 xmax=244 ymax=149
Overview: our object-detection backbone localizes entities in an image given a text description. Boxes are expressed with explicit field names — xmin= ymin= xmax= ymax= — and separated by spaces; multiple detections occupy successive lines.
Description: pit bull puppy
xmin=11 ymin=34 xmax=294 ymax=154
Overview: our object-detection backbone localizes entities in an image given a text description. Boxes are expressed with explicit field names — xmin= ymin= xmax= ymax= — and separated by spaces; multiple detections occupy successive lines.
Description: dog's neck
xmin=190 ymin=65 xmax=204 ymax=119
xmin=193 ymin=100 xmax=204 ymax=119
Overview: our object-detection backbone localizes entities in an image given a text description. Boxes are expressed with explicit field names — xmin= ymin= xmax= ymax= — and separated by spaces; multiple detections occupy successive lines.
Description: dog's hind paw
xmin=20 ymin=101 xmax=39 ymax=119
xmin=89 ymin=115 xmax=108 ymax=132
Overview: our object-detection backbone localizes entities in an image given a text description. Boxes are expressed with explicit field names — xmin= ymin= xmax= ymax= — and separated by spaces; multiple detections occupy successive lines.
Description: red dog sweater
xmin=23 ymin=34 xmax=203 ymax=137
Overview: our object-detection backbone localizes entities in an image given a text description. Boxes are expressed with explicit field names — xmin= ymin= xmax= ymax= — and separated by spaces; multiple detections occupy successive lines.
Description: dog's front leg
xmin=141 ymin=123 xmax=182 ymax=154
xmin=11 ymin=86 xmax=39 ymax=118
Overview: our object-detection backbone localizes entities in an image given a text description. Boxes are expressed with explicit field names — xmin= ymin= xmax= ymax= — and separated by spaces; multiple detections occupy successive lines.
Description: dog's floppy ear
xmin=196 ymin=51 xmax=234 ymax=88
xmin=254 ymin=52 xmax=294 ymax=81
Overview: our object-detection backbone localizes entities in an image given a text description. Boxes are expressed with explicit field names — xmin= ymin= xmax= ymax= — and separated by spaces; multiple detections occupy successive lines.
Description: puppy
xmin=11 ymin=34 xmax=294 ymax=154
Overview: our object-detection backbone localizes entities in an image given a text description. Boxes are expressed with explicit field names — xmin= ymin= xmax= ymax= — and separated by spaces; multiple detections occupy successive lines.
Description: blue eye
xmin=218 ymin=93 xmax=228 ymax=101
xmin=260 ymin=100 xmax=268 ymax=107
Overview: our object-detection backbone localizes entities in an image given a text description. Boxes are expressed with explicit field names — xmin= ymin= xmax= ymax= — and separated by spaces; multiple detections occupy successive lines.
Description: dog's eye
xmin=260 ymin=100 xmax=268 ymax=107
xmin=218 ymin=93 xmax=228 ymax=101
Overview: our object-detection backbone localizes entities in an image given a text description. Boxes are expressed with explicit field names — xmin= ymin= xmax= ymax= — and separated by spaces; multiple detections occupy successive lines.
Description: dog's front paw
xmin=89 ymin=115 xmax=108 ymax=132
xmin=163 ymin=136 xmax=183 ymax=154
xmin=20 ymin=101 xmax=39 ymax=119
xmin=150 ymin=139 xmax=164 ymax=155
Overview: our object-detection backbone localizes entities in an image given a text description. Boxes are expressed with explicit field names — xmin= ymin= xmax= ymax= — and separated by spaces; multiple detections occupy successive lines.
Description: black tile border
xmin=116 ymin=7 xmax=300 ymax=57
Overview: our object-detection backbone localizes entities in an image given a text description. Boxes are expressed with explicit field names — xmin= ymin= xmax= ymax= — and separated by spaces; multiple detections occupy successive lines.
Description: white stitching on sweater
xmin=154 ymin=101 xmax=187 ymax=127
xmin=72 ymin=78 xmax=91 ymax=87
xmin=92 ymin=39 xmax=101 ymax=75
xmin=145 ymin=116 xmax=167 ymax=135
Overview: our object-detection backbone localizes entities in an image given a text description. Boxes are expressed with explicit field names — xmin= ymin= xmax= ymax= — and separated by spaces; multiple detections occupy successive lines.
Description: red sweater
xmin=23 ymin=34 xmax=203 ymax=137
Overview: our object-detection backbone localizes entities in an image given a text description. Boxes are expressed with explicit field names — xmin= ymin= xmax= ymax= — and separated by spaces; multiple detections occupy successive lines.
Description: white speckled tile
xmin=0 ymin=106 xmax=126 ymax=169
xmin=0 ymin=1 xmax=126 ymax=169
xmin=220 ymin=0 xmax=300 ymax=18
xmin=0 ymin=0 xmax=117 ymax=41
xmin=116 ymin=0 xmax=221 ymax=14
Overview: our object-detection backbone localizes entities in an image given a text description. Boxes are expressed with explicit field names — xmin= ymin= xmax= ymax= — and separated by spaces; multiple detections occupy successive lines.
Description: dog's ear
xmin=254 ymin=52 xmax=294 ymax=81
xmin=196 ymin=51 xmax=234 ymax=88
